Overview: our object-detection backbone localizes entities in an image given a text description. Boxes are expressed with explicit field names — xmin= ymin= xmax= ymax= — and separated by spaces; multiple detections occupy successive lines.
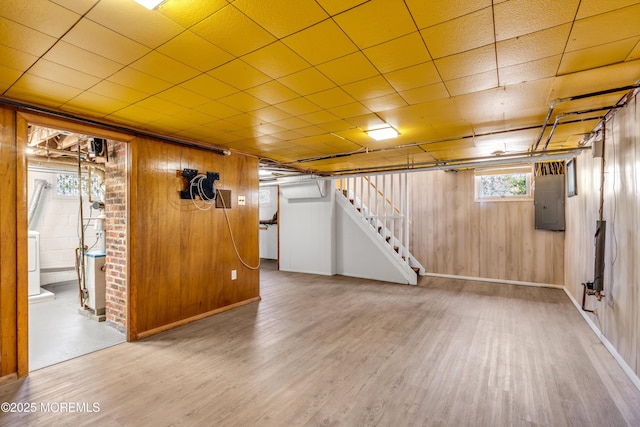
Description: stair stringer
xmin=335 ymin=191 xmax=418 ymax=285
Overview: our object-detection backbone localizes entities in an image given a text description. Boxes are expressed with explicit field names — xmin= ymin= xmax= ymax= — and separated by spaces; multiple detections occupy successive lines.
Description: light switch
xmin=238 ymin=195 xmax=246 ymax=205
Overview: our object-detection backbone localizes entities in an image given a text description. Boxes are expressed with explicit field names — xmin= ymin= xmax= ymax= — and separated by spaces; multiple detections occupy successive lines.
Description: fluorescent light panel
xmin=366 ymin=127 xmax=399 ymax=141
xmin=134 ymin=0 xmax=164 ymax=9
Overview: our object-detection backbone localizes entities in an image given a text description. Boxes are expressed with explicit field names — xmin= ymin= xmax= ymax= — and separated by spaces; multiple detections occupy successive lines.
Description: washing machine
xmin=28 ymin=230 xmax=41 ymax=296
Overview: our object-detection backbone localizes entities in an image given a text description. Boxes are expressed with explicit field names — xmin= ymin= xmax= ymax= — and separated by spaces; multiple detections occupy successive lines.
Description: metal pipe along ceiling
xmin=532 ymin=84 xmax=640 ymax=151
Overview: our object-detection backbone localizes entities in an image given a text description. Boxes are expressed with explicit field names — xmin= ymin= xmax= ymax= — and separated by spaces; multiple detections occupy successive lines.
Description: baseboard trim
xmin=135 ymin=296 xmax=261 ymax=340
xmin=424 ymin=272 xmax=563 ymax=289
xmin=562 ymin=287 xmax=640 ymax=393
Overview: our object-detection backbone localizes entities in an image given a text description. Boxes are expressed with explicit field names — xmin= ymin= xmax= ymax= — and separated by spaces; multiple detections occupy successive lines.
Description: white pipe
xmin=28 ymin=179 xmax=49 ymax=228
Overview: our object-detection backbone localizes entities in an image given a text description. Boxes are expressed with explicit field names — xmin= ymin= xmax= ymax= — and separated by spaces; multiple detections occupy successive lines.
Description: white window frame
xmin=474 ymin=166 xmax=533 ymax=202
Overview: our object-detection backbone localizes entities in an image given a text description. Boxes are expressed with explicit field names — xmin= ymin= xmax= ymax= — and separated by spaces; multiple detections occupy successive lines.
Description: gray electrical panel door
xmin=534 ymin=175 xmax=565 ymax=231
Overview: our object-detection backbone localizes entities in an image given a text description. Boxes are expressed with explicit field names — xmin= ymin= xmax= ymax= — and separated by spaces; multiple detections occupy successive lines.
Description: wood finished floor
xmin=1 ymin=260 xmax=640 ymax=426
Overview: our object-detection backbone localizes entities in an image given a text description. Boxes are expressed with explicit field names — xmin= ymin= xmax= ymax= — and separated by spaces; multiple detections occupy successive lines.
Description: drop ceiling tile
xmin=88 ymin=0 xmax=184 ymax=48
xmin=62 ymin=92 xmax=128 ymax=117
xmin=0 ymin=17 xmax=57 ymax=57
xmin=343 ymin=76 xmax=396 ymax=101
xmin=108 ymin=104 xmax=170 ymax=125
xmin=233 ymin=0 xmax=328 ymax=38
xmin=207 ymin=119 xmax=245 ymax=132
xmin=130 ymin=52 xmax=200 ymax=84
xmin=195 ymin=101 xmax=241 ymax=119
xmin=157 ymin=31 xmax=234 ymax=72
xmin=158 ymin=86 xmax=211 ymax=108
xmin=276 ymin=97 xmax=322 ymax=115
xmin=494 ymin=0 xmax=580 ymax=41
xmin=345 ymin=113 xmax=387 ymax=130
xmin=159 ymin=0 xmax=228 ymax=27
xmin=251 ymin=106 xmax=292 ymax=122
xmin=400 ymin=82 xmax=450 ymax=105
xmin=65 ymin=21 xmax=150 ymax=67
xmin=283 ymin=19 xmax=358 ymax=65
xmin=0 ymin=1 xmax=79 ymax=38
xmin=27 ymin=59 xmax=101 ymax=90
xmin=628 ymin=41 xmax=640 ymax=61
xmin=559 ymin=38 xmax=640 ymax=75
xmin=363 ymin=32 xmax=431 ymax=74
xmin=333 ymin=0 xmax=416 ymax=49
xmin=318 ymin=119 xmax=354 ymax=132
xmin=299 ymin=110 xmax=340 ymax=125
xmin=497 ymin=24 xmax=571 ymax=68
xmin=218 ymin=92 xmax=269 ymax=112
xmin=180 ymin=74 xmax=237 ymax=100
xmin=246 ymin=80 xmax=300 ymax=104
xmin=242 ymin=42 xmax=310 ymax=79
xmin=135 ymin=96 xmax=186 ymax=115
xmin=278 ymin=68 xmax=335 ymax=95
xmin=253 ymin=122 xmax=287 ymax=135
xmin=435 ymin=44 xmax=496 ymax=81
xmin=272 ymin=129 xmax=305 ymax=140
xmin=273 ymin=117 xmax=312 ymax=130
xmin=499 ymin=56 xmax=561 ymax=86
xmin=7 ymin=74 xmax=83 ymax=107
xmin=445 ymin=70 xmax=498 ymax=96
xmin=225 ymin=113 xmax=261 ymax=127
xmin=0 ymin=44 xmax=38 ymax=72
xmin=314 ymin=1 xmax=370 ymax=18
xmin=44 ymin=41 xmax=123 ymax=79
xmin=50 ymin=0 xmax=99 ymax=15
xmin=328 ymin=102 xmax=372 ymax=119
xmin=421 ymin=7 xmax=494 ymax=59
xmin=306 ymin=87 xmax=356 ymax=108
xmin=360 ymin=93 xmax=408 ymax=112
xmin=170 ymin=108 xmax=217 ymax=126
xmin=385 ymin=61 xmax=442 ymax=92
xmin=567 ymin=5 xmax=640 ymax=52
xmin=208 ymin=59 xmax=272 ymax=90
xmin=405 ymin=0 xmax=491 ymax=29
xmin=0 ymin=65 xmax=22 ymax=91
xmin=191 ymin=5 xmax=276 ymax=56
xmin=108 ymin=67 xmax=173 ymax=95
xmin=316 ymin=52 xmax=379 ymax=85
xmin=576 ymin=0 xmax=640 ymax=19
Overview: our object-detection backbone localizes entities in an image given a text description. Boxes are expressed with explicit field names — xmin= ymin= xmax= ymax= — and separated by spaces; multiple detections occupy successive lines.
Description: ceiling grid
xmin=0 ymin=0 xmax=639 ymax=172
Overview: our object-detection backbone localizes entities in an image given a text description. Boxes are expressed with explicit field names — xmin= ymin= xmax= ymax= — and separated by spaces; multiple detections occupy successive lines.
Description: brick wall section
xmin=105 ymin=141 xmax=127 ymax=331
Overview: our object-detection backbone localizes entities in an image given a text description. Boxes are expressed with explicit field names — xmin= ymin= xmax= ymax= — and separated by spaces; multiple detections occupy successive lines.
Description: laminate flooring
xmin=1 ymin=260 xmax=639 ymax=426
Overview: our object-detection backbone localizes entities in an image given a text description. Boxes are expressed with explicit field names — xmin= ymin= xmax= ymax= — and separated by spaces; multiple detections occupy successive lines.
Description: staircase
xmin=336 ymin=173 xmax=425 ymax=285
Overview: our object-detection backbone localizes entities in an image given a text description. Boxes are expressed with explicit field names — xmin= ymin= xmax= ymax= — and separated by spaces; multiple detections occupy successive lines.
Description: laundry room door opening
xmin=24 ymin=120 xmax=129 ymax=371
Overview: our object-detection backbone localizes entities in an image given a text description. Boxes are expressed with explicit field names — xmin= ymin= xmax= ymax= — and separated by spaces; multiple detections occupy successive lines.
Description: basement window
xmin=474 ymin=166 xmax=532 ymax=202
xmin=56 ymin=173 xmax=104 ymax=201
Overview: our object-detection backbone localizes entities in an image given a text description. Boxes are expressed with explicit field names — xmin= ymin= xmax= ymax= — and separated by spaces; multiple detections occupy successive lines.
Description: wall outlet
xmin=238 ymin=195 xmax=245 ymax=206
xmin=231 ymin=270 xmax=237 ymax=280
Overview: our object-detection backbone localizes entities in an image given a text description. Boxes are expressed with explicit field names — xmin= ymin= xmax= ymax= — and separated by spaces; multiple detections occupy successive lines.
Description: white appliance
xmin=85 ymin=251 xmax=106 ymax=315
xmin=28 ymin=230 xmax=41 ymax=296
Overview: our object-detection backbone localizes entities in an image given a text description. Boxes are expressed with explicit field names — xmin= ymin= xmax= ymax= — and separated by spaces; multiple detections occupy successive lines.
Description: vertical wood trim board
xmin=409 ymin=169 xmax=564 ymax=285
xmin=129 ymin=138 xmax=259 ymax=338
xmin=0 ymin=107 xmax=18 ymax=377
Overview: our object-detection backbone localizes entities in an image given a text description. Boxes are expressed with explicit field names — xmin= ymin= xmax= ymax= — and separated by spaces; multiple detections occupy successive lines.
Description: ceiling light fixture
xmin=133 ymin=0 xmax=164 ymax=10
xmin=366 ymin=127 xmax=399 ymax=141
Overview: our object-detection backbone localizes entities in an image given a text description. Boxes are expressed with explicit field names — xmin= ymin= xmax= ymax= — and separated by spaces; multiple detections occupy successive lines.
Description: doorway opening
xmin=26 ymin=124 xmax=128 ymax=371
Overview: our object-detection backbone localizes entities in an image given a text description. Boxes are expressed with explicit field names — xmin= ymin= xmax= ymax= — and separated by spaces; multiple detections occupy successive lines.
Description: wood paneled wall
xmin=409 ymin=169 xmax=564 ymax=285
xmin=565 ymin=94 xmax=640 ymax=377
xmin=129 ymin=138 xmax=260 ymax=339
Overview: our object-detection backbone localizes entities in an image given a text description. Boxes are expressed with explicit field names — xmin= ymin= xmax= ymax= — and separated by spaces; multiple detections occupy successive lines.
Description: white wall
xmin=335 ymin=206 xmax=411 ymax=284
xmin=259 ymin=186 xmax=278 ymax=259
xmin=28 ymin=167 xmax=105 ymax=285
xmin=278 ymin=183 xmax=335 ymax=275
